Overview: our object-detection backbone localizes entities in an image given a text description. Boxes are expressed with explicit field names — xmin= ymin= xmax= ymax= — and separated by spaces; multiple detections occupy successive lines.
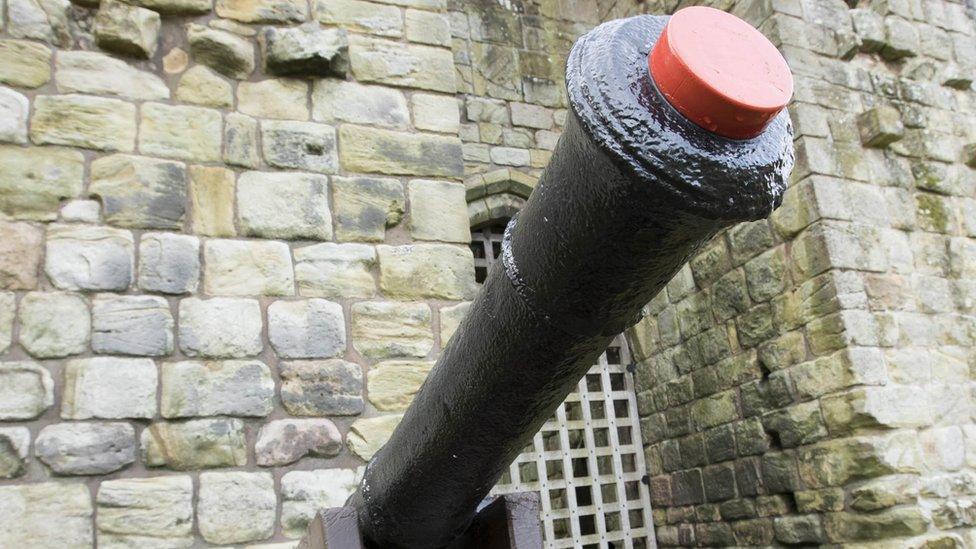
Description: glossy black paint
xmin=347 ymin=15 xmax=794 ymax=549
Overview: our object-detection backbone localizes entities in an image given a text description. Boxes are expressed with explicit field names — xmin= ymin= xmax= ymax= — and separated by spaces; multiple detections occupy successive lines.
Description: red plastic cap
xmin=649 ymin=6 xmax=793 ymax=140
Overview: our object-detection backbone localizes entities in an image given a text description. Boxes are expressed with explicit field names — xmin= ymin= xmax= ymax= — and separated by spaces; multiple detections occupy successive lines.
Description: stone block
xmin=261 ymin=121 xmax=338 ymax=174
xmin=281 ymin=468 xmax=361 ymax=538
xmin=408 ymin=179 xmax=470 ymax=243
xmin=0 ymin=222 xmax=43 ymax=288
xmin=850 ymin=474 xmax=918 ymax=512
xmin=510 ymin=102 xmax=553 ymax=129
xmin=56 ymin=51 xmax=168 ymax=101
xmin=238 ymin=171 xmax=332 ymax=240
xmin=405 ymin=9 xmax=449 ymax=45
xmin=411 ymin=93 xmax=460 ymax=133
xmin=439 ymin=301 xmax=469 ymax=346
xmin=349 ymin=35 xmax=454 ymax=92
xmin=0 ymin=39 xmax=51 ymax=87
xmin=8 ymin=0 xmax=71 ymax=46
xmin=339 ymin=124 xmax=463 ymax=176
xmin=142 ymin=418 xmax=247 ymax=469
xmin=0 ymin=427 xmax=30 ymax=478
xmin=377 ymin=244 xmax=475 ymax=299
xmin=92 ymin=295 xmax=173 ymax=357
xmin=0 ymin=483 xmax=93 ymax=547
xmin=279 ymin=359 xmax=364 ymax=416
xmin=138 ymin=233 xmax=200 ymax=294
xmin=187 ymin=23 xmax=254 ymax=78
xmin=178 ymin=297 xmax=263 ymax=358
xmin=489 ymin=146 xmax=530 ymax=166
xmin=314 ymin=0 xmax=401 ymax=37
xmin=238 ymin=78 xmax=308 ymax=119
xmin=295 ymin=242 xmax=377 ymax=298
xmin=0 ymin=361 xmax=53 ymax=420
xmin=176 ymin=65 xmax=232 ymax=108
xmin=0 ymin=293 xmax=11 ymax=354
xmin=124 ymin=0 xmax=210 ymax=14
xmin=881 ymin=16 xmax=919 ymax=60
xmin=224 ymin=113 xmax=260 ymax=169
xmin=312 ymin=80 xmax=408 ymax=128
xmin=265 ymin=23 xmax=347 ymax=77
xmin=857 ymin=106 xmax=904 ymax=148
xmin=352 ymin=301 xmax=432 ymax=358
xmin=96 ymin=476 xmax=193 ymax=546
xmin=823 ymin=508 xmax=928 ymax=542
xmin=31 ymin=94 xmax=135 ymax=151
xmin=255 ymin=418 xmax=342 ymax=466
xmin=0 ymin=147 xmax=84 ymax=221
xmin=189 ymin=166 xmax=236 ymax=237
xmin=216 ymin=0 xmax=306 ymax=22
xmin=19 ymin=291 xmax=90 ymax=358
xmin=161 ymin=360 xmax=273 ymax=418
xmin=62 ymin=357 xmax=157 ymax=419
xmin=0 ymin=86 xmax=28 ymax=143
xmin=347 ymin=414 xmax=401 ymax=460
xmin=140 ymin=103 xmax=222 ymax=162
xmin=203 ymin=239 xmax=294 ymax=296
xmin=268 ymin=299 xmax=345 ymax=359
xmin=35 ymin=422 xmax=135 ymax=475
xmin=773 ymin=515 xmax=826 ymax=545
xmin=90 ymin=154 xmax=187 ymax=229
xmin=45 ymin=224 xmax=134 ymax=291
xmin=367 ymin=360 xmax=433 ymax=411
xmin=744 ymin=247 xmax=789 ymax=303
xmin=198 ymin=472 xmax=276 ymax=544
xmin=93 ymin=0 xmax=160 ymax=58
xmin=331 ymin=176 xmax=405 ymax=242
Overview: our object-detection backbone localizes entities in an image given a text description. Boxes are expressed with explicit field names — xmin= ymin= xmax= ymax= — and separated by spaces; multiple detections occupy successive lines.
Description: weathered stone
xmin=178 ymin=297 xmax=263 ymax=358
xmin=255 ymin=418 xmax=342 ymax=466
xmin=0 ymin=293 xmax=11 ymax=354
xmin=35 ymin=422 xmax=135 ymax=475
xmin=0 ymin=39 xmax=52 ymax=87
xmin=280 ymin=359 xmax=364 ymax=416
xmin=857 ymin=106 xmax=904 ymax=148
xmin=0 ymin=146 xmax=84 ymax=221
xmin=774 ymin=515 xmax=826 ymax=545
xmin=176 ymin=65 xmax=232 ymax=107
xmin=224 ymin=113 xmax=260 ymax=169
xmin=824 ymin=508 xmax=929 ymax=541
xmin=187 ymin=23 xmax=254 ymax=79
xmin=0 ymin=86 xmax=28 ymax=143
xmin=125 ymin=0 xmax=210 ymax=13
xmin=45 ymin=224 xmax=134 ymax=291
xmin=351 ymin=301 xmax=433 ymax=358
xmin=31 ymin=94 xmax=136 ymax=152
xmin=203 ymin=239 xmax=294 ymax=296
xmin=0 ymin=361 xmax=53 ymax=419
xmin=0 ymin=427 xmax=30 ymax=478
xmin=405 ymin=9 xmax=449 ymax=46
xmin=439 ymin=301 xmax=470 ymax=346
xmin=268 ymin=299 xmax=345 ymax=359
xmin=295 ymin=243 xmax=377 ymax=298
xmin=60 ymin=199 xmax=100 ymax=222
xmin=198 ymin=472 xmax=276 ymax=544
xmin=238 ymin=171 xmax=332 ymax=240
xmin=93 ymin=0 xmax=160 ymax=58
xmin=281 ymin=468 xmax=362 ymax=538
xmin=314 ymin=0 xmax=402 ymax=37
xmin=163 ymin=48 xmax=189 ymax=73
xmin=412 ymin=93 xmax=460 ymax=133
xmin=56 ymin=51 xmax=167 ymax=101
xmin=489 ymin=146 xmax=530 ymax=166
xmin=89 ymin=154 xmax=187 ymax=229
xmin=265 ymin=23 xmax=348 ymax=77
xmin=19 ymin=292 xmax=90 ymax=358
xmin=62 ymin=358 xmax=157 ymax=419
xmin=216 ymin=0 xmax=306 ymax=22
xmin=138 ymin=233 xmax=200 ymax=294
xmin=377 ymin=244 xmax=475 ymax=300
xmin=237 ymin=78 xmax=308 ymax=119
xmin=189 ymin=166 xmax=236 ymax=237
xmin=881 ymin=16 xmax=919 ymax=60
xmin=96 ymin=476 xmax=193 ymax=546
xmin=312 ymin=80 xmax=408 ymax=128
xmin=139 ymin=103 xmax=222 ymax=162
xmin=408 ymin=180 xmax=470 ymax=243
xmin=0 ymin=222 xmax=44 ymax=288
xmin=261 ymin=121 xmax=338 ymax=174
xmin=142 ymin=418 xmax=247 ymax=469
xmin=349 ymin=35 xmax=454 ymax=93
xmin=367 ymin=360 xmax=433 ymax=411
xmin=331 ymin=176 xmax=405 ymax=241
xmin=744 ymin=247 xmax=789 ymax=303
xmin=7 ymin=0 xmax=71 ymax=46
xmin=347 ymin=414 xmax=402 ymax=460
xmin=0 ymin=483 xmax=93 ymax=547
xmin=161 ymin=360 xmax=273 ymax=418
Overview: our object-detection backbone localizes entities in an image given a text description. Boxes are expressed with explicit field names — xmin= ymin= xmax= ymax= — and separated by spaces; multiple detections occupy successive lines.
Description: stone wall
xmin=628 ymin=0 xmax=976 ymax=546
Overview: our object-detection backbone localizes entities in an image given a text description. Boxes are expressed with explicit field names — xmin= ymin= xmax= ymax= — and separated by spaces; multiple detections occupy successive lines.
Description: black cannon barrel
xmin=347 ymin=11 xmax=795 ymax=548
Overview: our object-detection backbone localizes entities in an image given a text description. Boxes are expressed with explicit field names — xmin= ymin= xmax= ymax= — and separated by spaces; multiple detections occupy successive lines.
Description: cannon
xmin=306 ymin=7 xmax=795 ymax=548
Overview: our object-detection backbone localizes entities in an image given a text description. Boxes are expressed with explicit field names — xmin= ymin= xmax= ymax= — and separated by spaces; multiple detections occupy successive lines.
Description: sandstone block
xmin=0 ymin=146 xmax=84 ymax=221
xmin=408 ymin=180 xmax=470 ymax=243
xmin=773 ymin=515 xmax=825 ymax=545
xmin=56 ymin=51 xmax=168 ymax=100
xmin=96 ymin=476 xmax=193 ymax=545
xmin=439 ymin=301 xmax=469 ymax=346
xmin=0 ymin=483 xmax=93 ymax=547
xmin=331 ymin=176 xmax=405 ymax=241
xmin=265 ymin=23 xmax=348 ymax=77
xmin=349 ymin=35 xmax=454 ymax=92
xmin=255 ymin=418 xmax=342 ymax=466
xmin=124 ymin=0 xmax=211 ymax=14
xmin=90 ymin=154 xmax=187 ymax=229
xmin=35 ymin=422 xmax=135 ymax=475
xmin=340 ymin=125 xmax=463 ymax=177
xmin=140 ymin=103 xmax=221 ymax=162
xmin=199 ymin=472 xmax=276 ymax=544
xmin=238 ymin=78 xmax=308 ymax=119
xmin=93 ymin=0 xmax=160 ymax=58
xmin=347 ymin=414 xmax=401 ymax=460
xmin=490 ymin=146 xmax=530 ymax=166
xmin=377 ymin=244 xmax=475 ymax=299
xmin=0 ymin=39 xmax=52 ymax=87
xmin=351 ymin=301 xmax=432 ymax=358
xmin=280 ymin=468 xmax=361 ymax=538
xmin=279 ymin=359 xmax=364 ymax=416
xmin=881 ymin=16 xmax=919 ymax=60
xmin=178 ymin=297 xmax=263 ymax=358
xmin=314 ymin=0 xmax=402 ymax=37
xmin=510 ymin=102 xmax=553 ymax=129
xmin=45 ymin=224 xmax=134 ymax=291
xmin=0 ymin=293 xmax=12 ymax=354
xmin=224 ymin=113 xmax=260 ymax=169
xmin=92 ymin=295 xmax=173 ymax=356
xmin=0 ymin=427 xmax=30 ymax=478
xmin=367 ymin=360 xmax=433 ymax=411
xmin=312 ymin=80 xmax=408 ymax=128
xmin=176 ymin=65 xmax=232 ymax=107
xmin=60 ymin=199 xmax=101 ymax=223
xmin=0 ymin=361 xmax=54 ymax=420
xmin=187 ymin=23 xmax=254 ymax=79
xmin=8 ymin=0 xmax=71 ymax=46
xmin=405 ymin=9 xmax=449 ymax=46
xmin=411 ymin=93 xmax=460 ymax=133
xmin=62 ymin=358 xmax=157 ymax=419
xmin=19 ymin=292 xmax=90 ymax=358
xmin=141 ymin=418 xmax=247 ymax=469
xmin=138 ymin=233 xmax=200 ymax=294
xmin=823 ymin=508 xmax=928 ymax=542
xmin=295 ymin=242 xmax=377 ymax=298
xmin=0 ymin=86 xmax=28 ymax=143
xmin=0 ymin=221 xmax=43 ymax=288
xmin=189 ymin=166 xmax=236 ymax=237
xmin=857 ymin=106 xmax=904 ymax=148
xmin=261 ymin=121 xmax=338 ymax=174
xmin=203 ymin=239 xmax=294 ymax=296
xmin=237 ymin=171 xmax=332 ymax=240
xmin=31 ymin=94 xmax=136 ymax=152
xmin=269 ymin=299 xmax=345 ymax=359
xmin=216 ymin=0 xmax=306 ymax=23
xmin=161 ymin=360 xmax=273 ymax=418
